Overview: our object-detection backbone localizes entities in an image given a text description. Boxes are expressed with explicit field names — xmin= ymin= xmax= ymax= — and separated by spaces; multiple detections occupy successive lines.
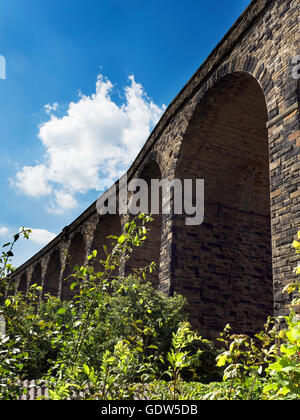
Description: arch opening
xmin=125 ymin=160 xmax=163 ymax=289
xmin=61 ymin=233 xmax=86 ymax=300
xmin=31 ymin=263 xmax=42 ymax=288
xmin=43 ymin=250 xmax=61 ymax=297
xmin=90 ymin=214 xmax=122 ymax=274
xmin=174 ymin=72 xmax=273 ymax=338
xmin=18 ymin=272 xmax=28 ymax=293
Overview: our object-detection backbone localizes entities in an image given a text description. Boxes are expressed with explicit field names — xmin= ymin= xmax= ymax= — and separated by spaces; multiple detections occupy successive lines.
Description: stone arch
xmin=43 ymin=250 xmax=61 ymax=297
xmin=125 ymin=159 xmax=163 ymax=289
xmin=172 ymin=70 xmax=273 ymax=338
xmin=135 ymin=151 xmax=165 ymax=178
xmin=61 ymin=232 xmax=86 ymax=300
xmin=18 ymin=272 xmax=28 ymax=293
xmin=189 ymin=57 xmax=277 ymax=121
xmin=90 ymin=214 xmax=122 ymax=274
xmin=31 ymin=263 xmax=43 ymax=288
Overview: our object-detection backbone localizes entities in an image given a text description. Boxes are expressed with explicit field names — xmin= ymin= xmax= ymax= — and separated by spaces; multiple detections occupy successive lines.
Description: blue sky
xmin=0 ymin=0 xmax=251 ymax=266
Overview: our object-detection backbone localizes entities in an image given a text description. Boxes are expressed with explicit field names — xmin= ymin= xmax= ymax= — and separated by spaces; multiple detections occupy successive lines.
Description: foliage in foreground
xmin=0 ymin=220 xmax=299 ymax=400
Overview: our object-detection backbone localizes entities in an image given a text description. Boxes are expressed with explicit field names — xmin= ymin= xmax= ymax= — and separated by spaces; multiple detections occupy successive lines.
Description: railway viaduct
xmin=10 ymin=0 xmax=300 ymax=339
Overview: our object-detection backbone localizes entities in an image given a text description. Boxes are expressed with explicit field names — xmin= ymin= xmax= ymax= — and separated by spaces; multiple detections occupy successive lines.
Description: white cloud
xmin=2 ymin=227 xmax=57 ymax=268
xmin=15 ymin=164 xmax=52 ymax=197
xmin=14 ymin=74 xmax=165 ymax=214
xmin=44 ymin=102 xmax=58 ymax=115
xmin=48 ymin=191 xmax=78 ymax=215
xmin=0 ymin=225 xmax=56 ymax=248
xmin=0 ymin=227 xmax=9 ymax=236
xmin=0 ymin=226 xmax=55 ymax=245
xmin=0 ymin=226 xmax=56 ymax=268
xmin=24 ymin=228 xmax=57 ymax=246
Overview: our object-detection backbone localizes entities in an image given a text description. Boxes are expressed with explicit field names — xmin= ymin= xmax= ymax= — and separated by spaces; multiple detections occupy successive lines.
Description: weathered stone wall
xmin=11 ymin=0 xmax=300 ymax=339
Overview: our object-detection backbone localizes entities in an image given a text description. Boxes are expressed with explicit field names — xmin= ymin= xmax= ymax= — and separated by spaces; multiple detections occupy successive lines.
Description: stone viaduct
xmin=10 ymin=0 xmax=300 ymax=339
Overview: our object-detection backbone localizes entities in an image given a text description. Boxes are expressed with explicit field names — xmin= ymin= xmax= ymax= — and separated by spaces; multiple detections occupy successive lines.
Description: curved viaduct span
xmin=11 ymin=0 xmax=300 ymax=338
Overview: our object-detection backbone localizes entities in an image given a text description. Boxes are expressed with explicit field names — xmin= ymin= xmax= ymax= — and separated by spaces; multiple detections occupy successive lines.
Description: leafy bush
xmin=212 ymin=231 xmax=300 ymax=400
xmin=0 ymin=222 xmax=299 ymax=400
xmin=0 ymin=216 xmax=216 ymax=399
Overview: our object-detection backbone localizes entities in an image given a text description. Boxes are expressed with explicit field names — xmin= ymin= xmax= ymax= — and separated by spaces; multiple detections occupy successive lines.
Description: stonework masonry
xmin=10 ymin=0 xmax=300 ymax=339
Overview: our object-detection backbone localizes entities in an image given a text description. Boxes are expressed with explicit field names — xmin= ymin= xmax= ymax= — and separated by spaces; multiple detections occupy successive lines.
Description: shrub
xmin=0 ymin=216 xmax=214 ymax=399
xmin=0 ymin=222 xmax=299 ymax=400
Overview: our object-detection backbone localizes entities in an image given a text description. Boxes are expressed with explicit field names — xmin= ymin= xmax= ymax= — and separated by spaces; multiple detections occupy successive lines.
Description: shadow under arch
xmin=18 ymin=272 xmax=28 ymax=293
xmin=61 ymin=232 xmax=86 ymax=300
xmin=90 ymin=214 xmax=122 ymax=274
xmin=125 ymin=159 xmax=163 ymax=289
xmin=31 ymin=263 xmax=42 ymax=288
xmin=173 ymin=71 xmax=273 ymax=339
xmin=43 ymin=250 xmax=61 ymax=297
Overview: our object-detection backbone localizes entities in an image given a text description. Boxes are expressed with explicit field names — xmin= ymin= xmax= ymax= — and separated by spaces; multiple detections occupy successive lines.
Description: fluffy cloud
xmin=26 ymin=228 xmax=57 ymax=245
xmin=0 ymin=225 xmax=56 ymax=269
xmin=44 ymin=102 xmax=58 ymax=115
xmin=14 ymin=74 xmax=165 ymax=214
xmin=0 ymin=227 xmax=9 ymax=236
xmin=15 ymin=164 xmax=52 ymax=197
xmin=0 ymin=226 xmax=56 ymax=245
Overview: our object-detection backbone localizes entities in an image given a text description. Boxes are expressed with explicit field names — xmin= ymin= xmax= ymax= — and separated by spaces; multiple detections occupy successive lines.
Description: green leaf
xmin=57 ymin=308 xmax=67 ymax=315
xmin=280 ymin=387 xmax=291 ymax=396
xmin=83 ymin=364 xmax=90 ymax=376
xmin=263 ymin=383 xmax=278 ymax=393
xmin=293 ymin=240 xmax=300 ymax=250
xmin=118 ymin=235 xmax=126 ymax=244
xmin=280 ymin=344 xmax=297 ymax=356
xmin=5 ymin=299 xmax=11 ymax=308
xmin=216 ymin=353 xmax=229 ymax=367
xmin=283 ymin=283 xmax=297 ymax=294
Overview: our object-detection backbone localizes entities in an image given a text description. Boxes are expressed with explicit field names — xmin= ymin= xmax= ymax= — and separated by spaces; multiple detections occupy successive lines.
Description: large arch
xmin=125 ymin=159 xmax=163 ymax=289
xmin=43 ymin=250 xmax=61 ymax=297
xmin=173 ymin=71 xmax=273 ymax=338
xmin=61 ymin=232 xmax=86 ymax=300
xmin=90 ymin=214 xmax=122 ymax=274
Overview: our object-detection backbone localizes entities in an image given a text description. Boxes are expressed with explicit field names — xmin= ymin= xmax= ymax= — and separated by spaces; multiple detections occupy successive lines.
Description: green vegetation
xmin=0 ymin=217 xmax=299 ymax=400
